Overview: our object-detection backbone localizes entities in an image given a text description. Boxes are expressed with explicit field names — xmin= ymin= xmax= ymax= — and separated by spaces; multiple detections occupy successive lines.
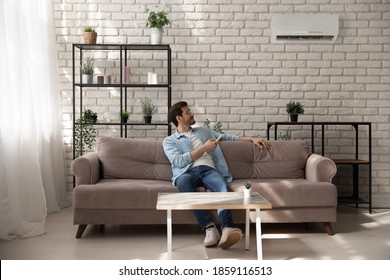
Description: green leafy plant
xmin=121 ymin=109 xmax=131 ymax=118
xmin=140 ymin=97 xmax=157 ymax=117
xmin=83 ymin=27 xmax=95 ymax=32
xmin=80 ymin=57 xmax=94 ymax=75
xmin=204 ymin=119 xmax=223 ymax=133
xmin=214 ymin=121 xmax=223 ymax=133
xmin=146 ymin=9 xmax=170 ymax=29
xmin=286 ymin=101 xmax=305 ymax=116
xmin=245 ymin=180 xmax=252 ymax=190
xmin=121 ymin=109 xmax=131 ymax=123
xmin=74 ymin=110 xmax=97 ymax=158
xmin=84 ymin=109 xmax=97 ymax=123
xmin=204 ymin=119 xmax=211 ymax=129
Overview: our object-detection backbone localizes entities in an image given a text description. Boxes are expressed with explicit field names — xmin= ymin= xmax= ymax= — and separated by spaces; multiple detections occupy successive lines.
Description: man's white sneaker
xmin=204 ymin=226 xmax=221 ymax=247
xmin=219 ymin=227 xmax=242 ymax=249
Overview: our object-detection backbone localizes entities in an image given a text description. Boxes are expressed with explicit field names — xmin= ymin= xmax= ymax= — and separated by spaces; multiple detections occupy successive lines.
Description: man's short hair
xmin=168 ymin=101 xmax=188 ymax=127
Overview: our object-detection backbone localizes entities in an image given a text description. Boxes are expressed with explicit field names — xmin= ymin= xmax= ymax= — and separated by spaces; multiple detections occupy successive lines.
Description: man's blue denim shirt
xmin=163 ymin=126 xmax=240 ymax=185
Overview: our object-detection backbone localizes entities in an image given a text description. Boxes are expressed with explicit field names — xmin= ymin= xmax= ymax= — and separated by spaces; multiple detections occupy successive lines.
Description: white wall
xmin=54 ymin=0 xmax=390 ymax=208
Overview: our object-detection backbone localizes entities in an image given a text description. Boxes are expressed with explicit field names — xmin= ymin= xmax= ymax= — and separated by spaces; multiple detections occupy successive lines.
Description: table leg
xmin=256 ymin=209 xmax=263 ymax=260
xmin=167 ymin=209 xmax=172 ymax=260
xmin=245 ymin=209 xmax=250 ymax=250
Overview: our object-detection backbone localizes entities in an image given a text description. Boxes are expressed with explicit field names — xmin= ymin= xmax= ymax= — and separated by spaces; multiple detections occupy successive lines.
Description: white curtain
xmin=0 ymin=0 xmax=69 ymax=240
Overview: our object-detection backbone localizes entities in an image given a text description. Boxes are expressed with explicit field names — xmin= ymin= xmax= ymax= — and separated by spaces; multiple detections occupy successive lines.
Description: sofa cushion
xmin=97 ymin=137 xmax=172 ymax=181
xmin=73 ymin=179 xmax=177 ymax=210
xmin=221 ymin=140 xmax=310 ymax=179
xmin=229 ymin=179 xmax=337 ymax=208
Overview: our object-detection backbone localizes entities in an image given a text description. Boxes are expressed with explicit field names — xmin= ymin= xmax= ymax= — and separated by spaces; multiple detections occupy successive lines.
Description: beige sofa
xmin=71 ymin=136 xmax=337 ymax=238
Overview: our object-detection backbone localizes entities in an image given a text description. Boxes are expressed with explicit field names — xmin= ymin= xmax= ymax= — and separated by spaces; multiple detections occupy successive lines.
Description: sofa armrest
xmin=71 ymin=152 xmax=101 ymax=186
xmin=305 ymin=154 xmax=337 ymax=183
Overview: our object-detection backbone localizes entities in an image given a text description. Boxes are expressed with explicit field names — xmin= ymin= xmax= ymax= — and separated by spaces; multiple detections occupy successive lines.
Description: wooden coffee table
xmin=156 ymin=192 xmax=272 ymax=260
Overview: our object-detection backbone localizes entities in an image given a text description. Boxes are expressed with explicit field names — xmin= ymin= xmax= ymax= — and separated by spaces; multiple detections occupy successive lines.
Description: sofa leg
xmin=75 ymin=224 xmax=87 ymax=239
xmin=322 ymin=222 xmax=335 ymax=236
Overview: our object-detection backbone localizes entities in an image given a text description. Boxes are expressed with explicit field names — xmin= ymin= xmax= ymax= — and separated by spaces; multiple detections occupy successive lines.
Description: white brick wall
xmin=54 ymin=0 xmax=390 ymax=208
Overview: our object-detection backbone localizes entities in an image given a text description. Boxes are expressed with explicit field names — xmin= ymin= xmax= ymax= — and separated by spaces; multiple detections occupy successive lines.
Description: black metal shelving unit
xmin=266 ymin=121 xmax=372 ymax=213
xmin=72 ymin=43 xmax=172 ymax=161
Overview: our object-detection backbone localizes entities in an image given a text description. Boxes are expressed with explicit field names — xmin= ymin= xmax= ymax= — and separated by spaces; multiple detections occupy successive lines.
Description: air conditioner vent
xmin=276 ymin=35 xmax=335 ymax=41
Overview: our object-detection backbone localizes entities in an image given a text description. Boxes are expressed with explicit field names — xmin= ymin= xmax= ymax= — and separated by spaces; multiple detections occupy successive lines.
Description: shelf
xmin=72 ymin=43 xmax=172 ymax=164
xmin=267 ymin=121 xmax=371 ymax=126
xmin=338 ymin=196 xmax=370 ymax=205
xmin=74 ymin=44 xmax=171 ymax=51
xmin=332 ymin=159 xmax=369 ymax=165
xmin=75 ymin=83 xmax=171 ymax=88
xmin=266 ymin=121 xmax=372 ymax=213
xmin=93 ymin=122 xmax=170 ymax=126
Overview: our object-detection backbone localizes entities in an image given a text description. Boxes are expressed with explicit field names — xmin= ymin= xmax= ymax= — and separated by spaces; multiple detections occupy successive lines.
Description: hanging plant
xmin=74 ymin=110 xmax=97 ymax=157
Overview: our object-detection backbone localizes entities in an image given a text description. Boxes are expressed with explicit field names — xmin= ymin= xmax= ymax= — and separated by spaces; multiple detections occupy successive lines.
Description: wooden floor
xmin=1 ymin=206 xmax=389 ymax=260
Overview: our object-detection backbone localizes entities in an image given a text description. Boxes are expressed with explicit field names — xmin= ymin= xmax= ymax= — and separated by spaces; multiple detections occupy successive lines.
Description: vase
xmin=148 ymin=72 xmax=158 ymax=84
xmin=243 ymin=188 xmax=251 ymax=198
xmin=103 ymin=75 xmax=111 ymax=84
xmin=150 ymin=28 xmax=163 ymax=45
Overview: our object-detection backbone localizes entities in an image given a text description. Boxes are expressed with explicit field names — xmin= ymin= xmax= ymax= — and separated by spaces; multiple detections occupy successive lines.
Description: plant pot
xmin=144 ymin=116 xmax=152 ymax=124
xmin=83 ymin=32 xmax=97 ymax=44
xmin=121 ymin=116 xmax=128 ymax=123
xmin=82 ymin=74 xmax=93 ymax=84
xmin=150 ymin=28 xmax=163 ymax=45
xmin=243 ymin=188 xmax=251 ymax=198
xmin=290 ymin=114 xmax=298 ymax=122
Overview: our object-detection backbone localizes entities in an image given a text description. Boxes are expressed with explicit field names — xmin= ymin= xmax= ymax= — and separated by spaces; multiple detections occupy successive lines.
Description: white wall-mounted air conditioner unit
xmin=271 ymin=14 xmax=339 ymax=44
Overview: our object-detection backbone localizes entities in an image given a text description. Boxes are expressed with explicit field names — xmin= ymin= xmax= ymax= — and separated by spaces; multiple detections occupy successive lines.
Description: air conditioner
xmin=271 ymin=14 xmax=339 ymax=43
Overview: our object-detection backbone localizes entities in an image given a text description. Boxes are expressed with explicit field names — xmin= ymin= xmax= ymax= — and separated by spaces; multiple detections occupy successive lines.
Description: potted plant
xmin=140 ymin=97 xmax=157 ymax=123
xmin=204 ymin=119 xmax=224 ymax=133
xmin=146 ymin=8 xmax=170 ymax=44
xmin=286 ymin=101 xmax=304 ymax=122
xmin=244 ymin=180 xmax=252 ymax=198
xmin=74 ymin=110 xmax=97 ymax=158
xmin=80 ymin=57 xmax=94 ymax=84
xmin=83 ymin=27 xmax=97 ymax=44
xmin=84 ymin=109 xmax=98 ymax=124
xmin=121 ymin=109 xmax=131 ymax=123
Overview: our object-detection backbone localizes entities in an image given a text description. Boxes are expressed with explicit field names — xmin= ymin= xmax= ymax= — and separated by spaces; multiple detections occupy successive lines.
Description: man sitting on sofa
xmin=163 ymin=101 xmax=271 ymax=249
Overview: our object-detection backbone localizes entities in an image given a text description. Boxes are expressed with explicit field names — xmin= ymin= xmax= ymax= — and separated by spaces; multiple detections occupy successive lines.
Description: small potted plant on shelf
xmin=83 ymin=27 xmax=97 ymax=44
xmin=244 ymin=180 xmax=252 ymax=198
xmin=140 ymin=97 xmax=157 ymax=124
xmin=286 ymin=100 xmax=305 ymax=122
xmin=121 ymin=109 xmax=131 ymax=123
xmin=204 ymin=119 xmax=224 ymax=133
xmin=146 ymin=8 xmax=170 ymax=44
xmin=80 ymin=57 xmax=94 ymax=84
